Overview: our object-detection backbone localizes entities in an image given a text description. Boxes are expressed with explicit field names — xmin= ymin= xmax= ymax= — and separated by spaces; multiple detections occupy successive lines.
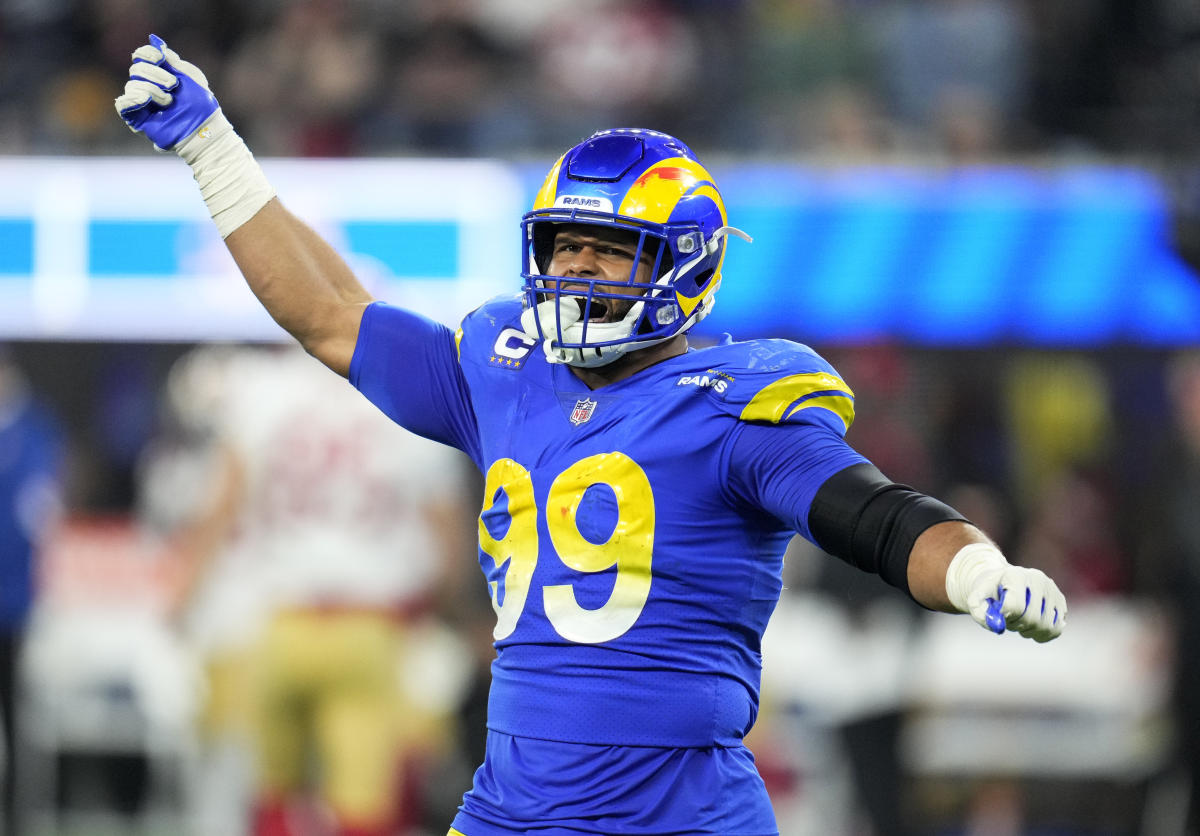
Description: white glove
xmin=945 ymin=543 xmax=1067 ymax=643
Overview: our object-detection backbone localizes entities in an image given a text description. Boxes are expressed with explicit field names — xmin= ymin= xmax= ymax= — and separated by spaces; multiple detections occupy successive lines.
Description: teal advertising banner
xmin=1 ymin=158 xmax=1195 ymax=345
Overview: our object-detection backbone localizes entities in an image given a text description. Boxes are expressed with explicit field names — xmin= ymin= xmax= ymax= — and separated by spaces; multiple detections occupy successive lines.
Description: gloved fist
xmin=945 ymin=543 xmax=1067 ymax=643
xmin=115 ymin=34 xmax=219 ymax=151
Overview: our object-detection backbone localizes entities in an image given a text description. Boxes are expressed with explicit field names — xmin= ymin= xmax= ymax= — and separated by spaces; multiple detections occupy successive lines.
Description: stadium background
xmin=2 ymin=0 xmax=1199 ymax=834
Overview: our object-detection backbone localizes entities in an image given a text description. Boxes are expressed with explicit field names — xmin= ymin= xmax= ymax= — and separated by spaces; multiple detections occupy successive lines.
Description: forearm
xmin=224 ymin=199 xmax=372 ymax=376
xmin=906 ymin=520 xmax=992 ymax=611
xmin=179 ymin=114 xmax=371 ymax=375
xmin=809 ymin=462 xmax=1066 ymax=641
xmin=808 ymin=461 xmax=969 ymax=596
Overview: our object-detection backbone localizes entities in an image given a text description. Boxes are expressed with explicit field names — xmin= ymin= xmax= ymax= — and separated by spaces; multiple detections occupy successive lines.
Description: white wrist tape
xmin=175 ymin=111 xmax=275 ymax=239
xmin=944 ymin=542 xmax=1008 ymax=613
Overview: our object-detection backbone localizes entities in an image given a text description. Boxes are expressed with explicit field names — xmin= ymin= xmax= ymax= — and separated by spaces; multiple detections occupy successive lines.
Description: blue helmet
xmin=520 ymin=128 xmax=750 ymax=368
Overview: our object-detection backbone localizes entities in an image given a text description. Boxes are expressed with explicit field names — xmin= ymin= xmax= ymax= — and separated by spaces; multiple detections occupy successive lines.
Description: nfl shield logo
xmin=569 ymin=398 xmax=597 ymax=426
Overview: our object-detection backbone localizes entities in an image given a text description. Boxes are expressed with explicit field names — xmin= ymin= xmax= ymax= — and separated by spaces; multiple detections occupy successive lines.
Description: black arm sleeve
xmin=808 ymin=462 xmax=968 ymax=597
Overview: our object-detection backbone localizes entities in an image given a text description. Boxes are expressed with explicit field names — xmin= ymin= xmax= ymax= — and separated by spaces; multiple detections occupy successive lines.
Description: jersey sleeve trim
xmin=737 ymin=372 xmax=856 ymax=430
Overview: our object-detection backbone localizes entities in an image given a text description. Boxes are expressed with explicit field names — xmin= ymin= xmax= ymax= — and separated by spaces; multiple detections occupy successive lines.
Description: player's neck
xmin=569 ymin=335 xmax=689 ymax=390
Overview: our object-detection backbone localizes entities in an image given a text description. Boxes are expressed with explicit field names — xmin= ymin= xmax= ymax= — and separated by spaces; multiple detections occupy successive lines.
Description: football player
xmin=116 ymin=36 xmax=1067 ymax=836
xmin=148 ymin=345 xmax=471 ymax=836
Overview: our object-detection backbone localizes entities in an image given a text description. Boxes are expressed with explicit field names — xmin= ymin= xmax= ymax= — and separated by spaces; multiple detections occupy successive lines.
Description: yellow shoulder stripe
xmin=739 ymin=372 xmax=856 ymax=430
xmin=784 ymin=395 xmax=856 ymax=428
xmin=454 ymin=327 xmax=464 ymax=362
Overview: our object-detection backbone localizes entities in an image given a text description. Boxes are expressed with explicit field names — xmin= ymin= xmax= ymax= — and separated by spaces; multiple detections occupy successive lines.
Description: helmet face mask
xmin=520 ymin=128 xmax=749 ymax=368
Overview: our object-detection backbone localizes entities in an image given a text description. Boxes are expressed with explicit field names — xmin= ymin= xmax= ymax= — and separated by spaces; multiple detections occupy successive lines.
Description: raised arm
xmin=114 ymin=35 xmax=367 ymax=376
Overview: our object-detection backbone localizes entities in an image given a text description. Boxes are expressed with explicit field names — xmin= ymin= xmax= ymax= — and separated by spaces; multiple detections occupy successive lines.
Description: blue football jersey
xmin=351 ymin=294 xmax=866 ymax=751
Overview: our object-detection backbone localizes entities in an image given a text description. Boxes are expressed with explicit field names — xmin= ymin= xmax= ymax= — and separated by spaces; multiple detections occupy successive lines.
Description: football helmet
xmin=520 ymin=128 xmax=750 ymax=367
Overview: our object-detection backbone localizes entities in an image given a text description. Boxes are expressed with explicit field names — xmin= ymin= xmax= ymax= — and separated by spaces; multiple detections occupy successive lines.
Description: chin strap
xmin=520 ymin=297 xmax=633 ymax=367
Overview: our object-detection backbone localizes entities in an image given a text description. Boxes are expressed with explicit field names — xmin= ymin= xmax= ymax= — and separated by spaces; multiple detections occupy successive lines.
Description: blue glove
xmin=115 ymin=34 xmax=219 ymax=151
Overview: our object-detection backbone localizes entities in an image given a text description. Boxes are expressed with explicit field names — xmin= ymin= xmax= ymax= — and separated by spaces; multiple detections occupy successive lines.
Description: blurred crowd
xmin=1 ymin=0 xmax=1199 ymax=164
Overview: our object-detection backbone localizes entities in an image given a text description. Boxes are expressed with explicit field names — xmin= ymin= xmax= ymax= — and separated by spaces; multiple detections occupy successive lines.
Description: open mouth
xmin=569 ymin=297 xmax=613 ymax=323
xmin=585 ymin=300 xmax=611 ymax=322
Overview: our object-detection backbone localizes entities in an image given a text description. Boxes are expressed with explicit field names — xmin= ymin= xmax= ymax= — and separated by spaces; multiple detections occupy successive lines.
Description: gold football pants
xmin=254 ymin=608 xmax=402 ymax=827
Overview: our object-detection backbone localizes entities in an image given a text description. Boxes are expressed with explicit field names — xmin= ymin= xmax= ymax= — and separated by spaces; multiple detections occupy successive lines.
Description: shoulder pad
xmin=455 ymin=294 xmax=540 ymax=370
xmin=703 ymin=338 xmax=856 ymax=434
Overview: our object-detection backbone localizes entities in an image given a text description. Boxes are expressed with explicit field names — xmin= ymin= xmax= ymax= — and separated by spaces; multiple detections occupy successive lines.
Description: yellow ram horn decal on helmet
xmin=616 ymin=159 xmax=732 ymax=318
xmin=617 ymin=158 xmax=727 ymax=225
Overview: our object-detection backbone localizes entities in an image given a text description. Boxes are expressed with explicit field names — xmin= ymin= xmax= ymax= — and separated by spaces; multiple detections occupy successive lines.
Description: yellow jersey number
xmin=478 ymin=452 xmax=655 ymax=644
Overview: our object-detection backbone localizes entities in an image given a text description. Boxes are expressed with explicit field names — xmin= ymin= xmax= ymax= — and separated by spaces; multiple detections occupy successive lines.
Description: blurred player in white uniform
xmin=138 ymin=345 xmax=262 ymax=836
xmin=148 ymin=344 xmax=473 ymax=836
